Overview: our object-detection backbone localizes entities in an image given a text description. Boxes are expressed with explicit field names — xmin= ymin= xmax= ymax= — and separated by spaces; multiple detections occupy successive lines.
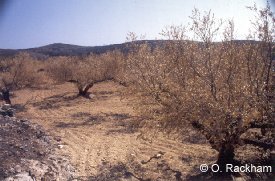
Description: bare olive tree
xmin=124 ymin=3 xmax=274 ymax=177
xmin=47 ymin=52 xmax=119 ymax=97
xmin=0 ymin=52 xmax=41 ymax=104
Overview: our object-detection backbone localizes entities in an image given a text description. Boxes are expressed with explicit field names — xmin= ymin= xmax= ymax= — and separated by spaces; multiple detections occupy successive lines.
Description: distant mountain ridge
xmin=0 ymin=42 xmax=124 ymax=58
xmin=0 ymin=40 xmax=166 ymax=59
xmin=0 ymin=40 xmax=264 ymax=59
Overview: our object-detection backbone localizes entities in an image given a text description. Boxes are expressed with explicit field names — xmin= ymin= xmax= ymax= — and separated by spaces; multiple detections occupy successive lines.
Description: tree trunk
xmin=1 ymin=89 xmax=11 ymax=105
xmin=69 ymin=79 xmax=110 ymax=98
xmin=78 ymin=88 xmax=87 ymax=96
xmin=78 ymin=83 xmax=94 ymax=97
xmin=216 ymin=143 xmax=235 ymax=174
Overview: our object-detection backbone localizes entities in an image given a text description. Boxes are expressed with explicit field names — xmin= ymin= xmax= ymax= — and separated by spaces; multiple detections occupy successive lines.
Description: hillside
xmin=0 ymin=40 xmax=167 ymax=58
xmin=0 ymin=40 xmax=263 ymax=59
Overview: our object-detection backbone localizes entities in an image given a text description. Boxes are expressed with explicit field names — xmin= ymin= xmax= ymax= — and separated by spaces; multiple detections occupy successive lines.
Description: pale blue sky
xmin=0 ymin=0 xmax=272 ymax=49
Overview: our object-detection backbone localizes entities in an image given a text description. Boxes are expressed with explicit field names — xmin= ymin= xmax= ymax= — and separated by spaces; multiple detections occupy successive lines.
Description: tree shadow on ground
xmin=91 ymin=90 xmax=117 ymax=101
xmin=70 ymin=158 xmax=186 ymax=181
xmin=103 ymin=113 xmax=132 ymax=120
xmin=12 ymin=103 xmax=28 ymax=113
xmin=31 ymin=89 xmax=116 ymax=110
xmin=105 ymin=114 xmax=146 ymax=135
xmin=55 ymin=112 xmax=143 ymax=131
xmin=55 ymin=114 xmax=106 ymax=128
xmin=94 ymin=90 xmax=114 ymax=95
xmin=70 ymin=112 xmax=92 ymax=118
xmin=32 ymin=93 xmax=79 ymax=110
xmin=71 ymin=162 xmax=149 ymax=181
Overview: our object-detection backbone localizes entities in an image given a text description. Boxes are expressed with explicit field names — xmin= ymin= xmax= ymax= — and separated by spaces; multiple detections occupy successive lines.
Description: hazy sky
xmin=0 ymin=0 xmax=273 ymax=49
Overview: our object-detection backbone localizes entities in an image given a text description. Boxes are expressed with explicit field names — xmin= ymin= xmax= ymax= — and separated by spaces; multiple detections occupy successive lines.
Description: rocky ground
xmin=0 ymin=105 xmax=75 ymax=180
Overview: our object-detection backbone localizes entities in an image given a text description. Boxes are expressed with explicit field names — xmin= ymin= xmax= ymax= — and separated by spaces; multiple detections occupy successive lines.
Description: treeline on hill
xmin=0 ymin=40 xmax=168 ymax=59
xmin=0 ymin=3 xmax=274 ymax=180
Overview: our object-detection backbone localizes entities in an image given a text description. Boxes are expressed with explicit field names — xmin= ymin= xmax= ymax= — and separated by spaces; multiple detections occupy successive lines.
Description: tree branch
xmin=242 ymin=138 xmax=274 ymax=150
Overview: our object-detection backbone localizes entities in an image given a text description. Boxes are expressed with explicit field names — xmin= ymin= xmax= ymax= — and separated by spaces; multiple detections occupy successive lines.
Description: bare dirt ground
xmin=13 ymin=81 xmax=216 ymax=180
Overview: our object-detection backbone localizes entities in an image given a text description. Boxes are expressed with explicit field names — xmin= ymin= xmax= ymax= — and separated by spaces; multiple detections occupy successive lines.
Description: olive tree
xmin=124 ymin=3 xmax=274 ymax=177
xmin=47 ymin=52 xmax=119 ymax=97
xmin=0 ymin=52 xmax=41 ymax=104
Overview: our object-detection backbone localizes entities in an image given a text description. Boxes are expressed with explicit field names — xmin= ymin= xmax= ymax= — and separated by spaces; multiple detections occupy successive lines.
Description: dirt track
xmin=14 ymin=81 xmax=216 ymax=180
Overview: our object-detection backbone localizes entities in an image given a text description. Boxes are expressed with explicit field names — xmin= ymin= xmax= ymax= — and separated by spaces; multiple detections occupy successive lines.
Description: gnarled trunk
xmin=69 ymin=78 xmax=113 ymax=98
xmin=1 ymin=89 xmax=11 ymax=105
xmin=191 ymin=120 xmax=237 ymax=177
xmin=78 ymin=82 xmax=94 ymax=97
xmin=216 ymin=143 xmax=235 ymax=174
